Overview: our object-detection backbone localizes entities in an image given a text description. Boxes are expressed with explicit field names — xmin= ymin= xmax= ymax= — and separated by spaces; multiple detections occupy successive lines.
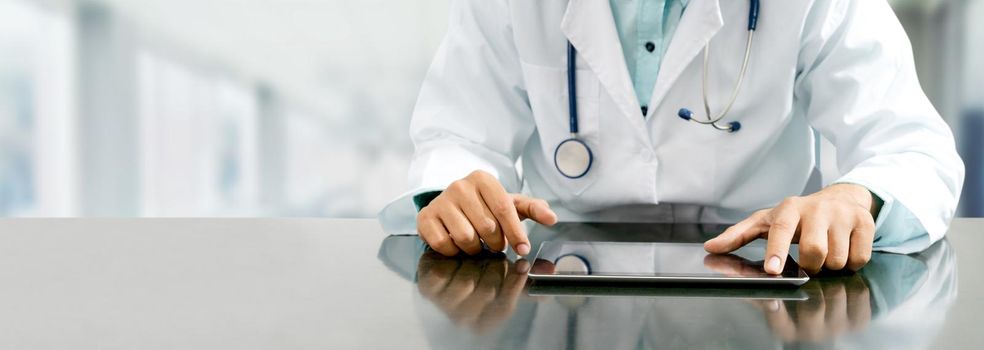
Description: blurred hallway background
xmin=0 ymin=0 xmax=981 ymax=217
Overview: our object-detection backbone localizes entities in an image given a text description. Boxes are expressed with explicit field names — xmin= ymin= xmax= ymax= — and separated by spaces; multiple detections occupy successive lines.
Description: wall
xmin=0 ymin=0 xmax=979 ymax=217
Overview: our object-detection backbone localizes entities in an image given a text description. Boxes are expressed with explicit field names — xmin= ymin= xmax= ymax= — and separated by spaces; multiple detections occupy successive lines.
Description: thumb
xmin=512 ymin=194 xmax=558 ymax=226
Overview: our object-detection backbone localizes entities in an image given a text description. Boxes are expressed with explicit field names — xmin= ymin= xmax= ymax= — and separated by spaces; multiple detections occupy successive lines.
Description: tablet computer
xmin=528 ymin=241 xmax=809 ymax=286
xmin=527 ymin=283 xmax=810 ymax=300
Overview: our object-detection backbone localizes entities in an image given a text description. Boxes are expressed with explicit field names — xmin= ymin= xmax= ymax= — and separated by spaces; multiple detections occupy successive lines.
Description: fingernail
xmin=517 ymin=243 xmax=531 ymax=256
xmin=766 ymin=256 xmax=781 ymax=274
xmin=516 ymin=260 xmax=530 ymax=273
xmin=768 ymin=300 xmax=780 ymax=312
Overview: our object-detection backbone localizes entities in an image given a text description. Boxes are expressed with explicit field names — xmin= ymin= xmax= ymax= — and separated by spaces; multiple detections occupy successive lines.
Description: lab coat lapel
xmin=561 ymin=0 xmax=646 ymax=139
xmin=648 ymin=0 xmax=723 ymax=112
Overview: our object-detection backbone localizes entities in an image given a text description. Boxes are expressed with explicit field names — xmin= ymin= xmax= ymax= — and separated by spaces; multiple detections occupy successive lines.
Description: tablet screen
xmin=529 ymin=241 xmax=806 ymax=280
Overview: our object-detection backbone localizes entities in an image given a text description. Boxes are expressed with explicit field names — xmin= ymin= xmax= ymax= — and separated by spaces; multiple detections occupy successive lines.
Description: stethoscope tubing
xmin=683 ymin=0 xmax=759 ymax=132
xmin=695 ymin=29 xmax=754 ymax=127
xmin=557 ymin=0 xmax=760 ymax=178
xmin=567 ymin=42 xmax=579 ymax=135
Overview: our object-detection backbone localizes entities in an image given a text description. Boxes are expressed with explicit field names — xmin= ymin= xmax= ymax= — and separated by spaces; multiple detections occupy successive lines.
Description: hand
xmin=417 ymin=170 xmax=558 ymax=256
xmin=416 ymin=251 xmax=531 ymax=333
xmin=749 ymin=275 xmax=872 ymax=342
xmin=704 ymin=184 xmax=878 ymax=274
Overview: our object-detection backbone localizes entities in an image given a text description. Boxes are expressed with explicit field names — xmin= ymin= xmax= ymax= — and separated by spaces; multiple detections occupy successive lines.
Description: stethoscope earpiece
xmin=678 ymin=108 xmax=694 ymax=121
xmin=679 ymin=108 xmax=741 ymax=132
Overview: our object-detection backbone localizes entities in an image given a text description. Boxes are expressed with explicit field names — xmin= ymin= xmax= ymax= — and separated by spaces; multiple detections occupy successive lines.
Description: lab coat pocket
xmin=521 ymin=61 xmax=601 ymax=196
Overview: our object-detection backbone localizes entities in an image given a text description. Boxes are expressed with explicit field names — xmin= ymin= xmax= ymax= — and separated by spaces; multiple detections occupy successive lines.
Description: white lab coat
xmin=382 ymin=0 xmax=964 ymax=253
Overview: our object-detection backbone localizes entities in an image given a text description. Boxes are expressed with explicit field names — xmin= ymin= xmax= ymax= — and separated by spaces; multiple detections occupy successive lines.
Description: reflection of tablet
xmin=529 ymin=241 xmax=809 ymax=286
xmin=527 ymin=284 xmax=809 ymax=300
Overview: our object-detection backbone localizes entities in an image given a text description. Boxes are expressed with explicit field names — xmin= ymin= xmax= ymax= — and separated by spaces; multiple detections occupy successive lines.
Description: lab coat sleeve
xmin=795 ymin=0 xmax=965 ymax=253
xmin=379 ymin=0 xmax=535 ymax=229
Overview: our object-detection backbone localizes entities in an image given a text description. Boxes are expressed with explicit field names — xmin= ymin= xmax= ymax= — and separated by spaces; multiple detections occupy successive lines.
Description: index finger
xmin=475 ymin=177 xmax=530 ymax=256
xmin=704 ymin=210 xmax=769 ymax=254
xmin=764 ymin=202 xmax=801 ymax=275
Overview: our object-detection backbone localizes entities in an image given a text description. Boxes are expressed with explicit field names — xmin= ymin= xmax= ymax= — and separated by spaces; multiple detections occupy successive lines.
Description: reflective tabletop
xmin=0 ymin=218 xmax=980 ymax=349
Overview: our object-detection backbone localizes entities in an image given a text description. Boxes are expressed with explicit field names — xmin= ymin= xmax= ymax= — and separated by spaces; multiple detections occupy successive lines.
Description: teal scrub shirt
xmin=609 ymin=0 xmax=689 ymax=114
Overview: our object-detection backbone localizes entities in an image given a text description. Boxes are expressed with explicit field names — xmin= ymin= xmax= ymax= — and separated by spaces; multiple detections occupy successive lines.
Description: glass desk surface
xmin=0 ymin=218 xmax=980 ymax=349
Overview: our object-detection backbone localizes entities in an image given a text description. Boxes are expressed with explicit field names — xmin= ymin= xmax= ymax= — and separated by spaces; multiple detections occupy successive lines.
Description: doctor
xmin=396 ymin=0 xmax=964 ymax=274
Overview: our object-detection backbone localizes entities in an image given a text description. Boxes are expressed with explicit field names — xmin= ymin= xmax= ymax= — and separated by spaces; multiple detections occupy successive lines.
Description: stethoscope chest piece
xmin=555 ymin=254 xmax=591 ymax=275
xmin=554 ymin=138 xmax=593 ymax=179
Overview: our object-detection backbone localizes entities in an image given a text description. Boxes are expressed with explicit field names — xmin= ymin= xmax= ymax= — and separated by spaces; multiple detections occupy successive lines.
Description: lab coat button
xmin=641 ymin=149 xmax=654 ymax=162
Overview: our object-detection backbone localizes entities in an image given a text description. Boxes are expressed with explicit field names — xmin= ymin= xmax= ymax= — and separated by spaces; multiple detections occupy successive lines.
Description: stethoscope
xmin=554 ymin=254 xmax=591 ymax=275
xmin=554 ymin=0 xmax=761 ymax=179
